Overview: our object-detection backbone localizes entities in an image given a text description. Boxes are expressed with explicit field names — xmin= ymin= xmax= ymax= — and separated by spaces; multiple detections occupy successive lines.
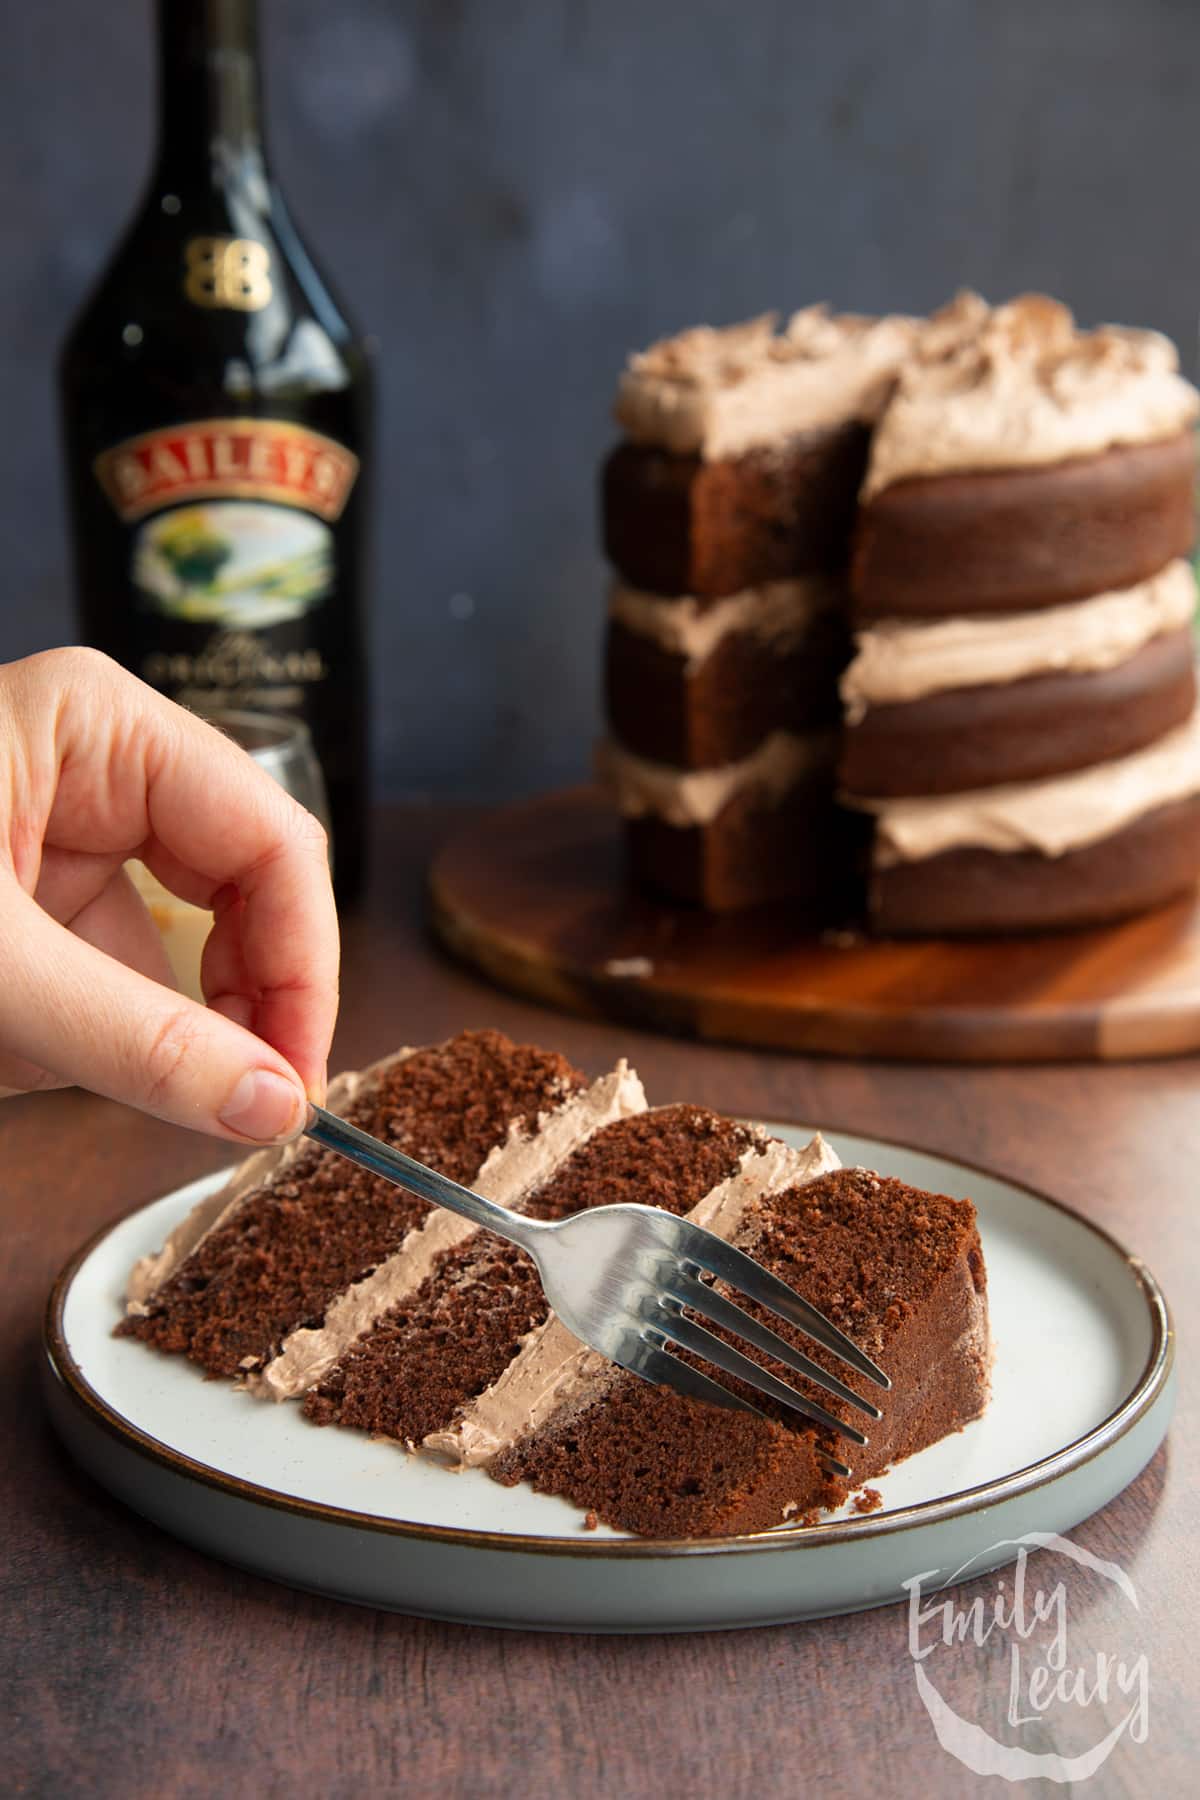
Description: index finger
xmin=47 ymin=657 xmax=340 ymax=1097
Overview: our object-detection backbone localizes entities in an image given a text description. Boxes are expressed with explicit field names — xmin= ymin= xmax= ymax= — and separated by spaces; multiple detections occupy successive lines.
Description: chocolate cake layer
xmin=871 ymin=793 xmax=1200 ymax=934
xmin=118 ymin=1032 xmax=585 ymax=1378
xmin=852 ymin=433 xmax=1196 ymax=621
xmin=606 ymin=607 xmax=847 ymax=769
xmin=841 ymin=626 xmax=1198 ymax=797
xmin=302 ymin=1107 xmax=756 ymax=1444
xmin=625 ymin=777 xmax=863 ymax=913
xmin=494 ymin=1379 xmax=840 ymax=1537
xmin=490 ymin=1168 xmax=988 ymax=1537
xmin=603 ymin=422 xmax=869 ymax=599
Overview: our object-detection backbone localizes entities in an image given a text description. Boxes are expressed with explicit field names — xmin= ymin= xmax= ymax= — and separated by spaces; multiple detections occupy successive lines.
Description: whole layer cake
xmin=599 ymin=291 xmax=1200 ymax=933
xmin=120 ymin=1031 xmax=991 ymax=1537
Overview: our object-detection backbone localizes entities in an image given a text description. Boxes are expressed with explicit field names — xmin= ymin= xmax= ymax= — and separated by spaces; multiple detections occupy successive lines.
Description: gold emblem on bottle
xmin=183 ymin=235 xmax=273 ymax=310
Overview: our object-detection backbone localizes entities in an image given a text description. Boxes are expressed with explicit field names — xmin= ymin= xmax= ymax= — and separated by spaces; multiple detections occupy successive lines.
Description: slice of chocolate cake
xmin=118 ymin=1029 xmax=994 ymax=1540
xmin=119 ymin=1030 xmax=641 ymax=1380
xmin=437 ymin=1163 xmax=988 ymax=1538
xmin=300 ymin=1105 xmax=786 ymax=1446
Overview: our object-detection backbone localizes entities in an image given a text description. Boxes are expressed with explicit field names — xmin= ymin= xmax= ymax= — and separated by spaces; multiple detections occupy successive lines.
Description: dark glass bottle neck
xmin=154 ymin=0 xmax=267 ymax=187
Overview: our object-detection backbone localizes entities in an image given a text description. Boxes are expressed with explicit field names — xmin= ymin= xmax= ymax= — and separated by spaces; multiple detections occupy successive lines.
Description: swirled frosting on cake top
xmin=862 ymin=291 xmax=1199 ymax=497
xmin=615 ymin=307 xmax=917 ymax=459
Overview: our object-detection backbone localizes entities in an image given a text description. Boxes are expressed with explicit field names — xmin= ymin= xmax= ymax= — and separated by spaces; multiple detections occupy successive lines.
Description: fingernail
xmin=218 ymin=1069 xmax=305 ymax=1142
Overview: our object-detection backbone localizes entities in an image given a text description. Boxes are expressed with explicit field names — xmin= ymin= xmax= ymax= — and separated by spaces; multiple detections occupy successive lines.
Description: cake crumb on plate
xmin=852 ymin=1487 xmax=883 ymax=1515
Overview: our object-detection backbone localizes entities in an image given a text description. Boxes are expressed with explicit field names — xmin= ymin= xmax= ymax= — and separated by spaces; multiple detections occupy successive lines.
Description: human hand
xmin=0 ymin=649 xmax=338 ymax=1143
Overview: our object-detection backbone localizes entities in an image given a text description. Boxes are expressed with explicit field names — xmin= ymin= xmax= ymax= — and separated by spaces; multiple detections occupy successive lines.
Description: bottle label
xmin=91 ymin=418 xmax=360 ymax=718
xmin=94 ymin=417 xmax=358 ymax=522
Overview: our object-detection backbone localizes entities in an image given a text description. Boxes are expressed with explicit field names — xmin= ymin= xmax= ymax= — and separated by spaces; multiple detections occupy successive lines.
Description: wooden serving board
xmin=428 ymin=785 xmax=1200 ymax=1062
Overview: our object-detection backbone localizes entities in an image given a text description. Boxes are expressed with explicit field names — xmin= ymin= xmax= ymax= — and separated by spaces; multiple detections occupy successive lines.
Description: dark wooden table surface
xmin=3 ymin=806 xmax=1196 ymax=1798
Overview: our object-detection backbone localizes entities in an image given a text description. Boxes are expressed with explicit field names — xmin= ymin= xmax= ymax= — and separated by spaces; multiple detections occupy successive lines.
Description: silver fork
xmin=305 ymin=1106 xmax=890 ymax=1472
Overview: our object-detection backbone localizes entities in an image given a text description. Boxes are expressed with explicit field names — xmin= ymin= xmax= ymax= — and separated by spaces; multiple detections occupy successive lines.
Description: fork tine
xmin=675 ymin=1225 xmax=891 ymax=1390
xmin=665 ymin=1271 xmax=882 ymax=1421
xmin=625 ymin=1344 xmax=764 ymax=1417
xmin=647 ymin=1307 xmax=869 ymax=1446
xmin=625 ymin=1343 xmax=855 ymax=1480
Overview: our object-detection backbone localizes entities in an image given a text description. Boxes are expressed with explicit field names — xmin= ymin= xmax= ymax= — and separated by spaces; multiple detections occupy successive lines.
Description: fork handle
xmin=304 ymin=1104 xmax=544 ymax=1250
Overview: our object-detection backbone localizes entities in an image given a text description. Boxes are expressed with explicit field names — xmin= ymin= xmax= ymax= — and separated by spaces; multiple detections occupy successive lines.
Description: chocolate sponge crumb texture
xmin=600 ymin=291 xmax=1200 ymax=933
xmin=120 ymin=1031 xmax=991 ymax=1539
xmin=120 ymin=1030 xmax=645 ymax=1386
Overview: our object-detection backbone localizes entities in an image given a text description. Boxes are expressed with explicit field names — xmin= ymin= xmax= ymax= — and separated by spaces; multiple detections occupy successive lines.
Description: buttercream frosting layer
xmin=253 ymin=1063 xmax=648 ymax=1401
xmin=842 ymin=559 xmax=1198 ymax=719
xmin=863 ymin=291 xmax=1199 ymax=498
xmin=610 ymin=576 xmax=841 ymax=673
xmin=855 ymin=705 xmax=1200 ymax=864
xmin=423 ymin=1131 xmax=842 ymax=1470
xmin=599 ymin=730 xmax=837 ymax=828
xmin=616 ymin=307 xmax=916 ymax=460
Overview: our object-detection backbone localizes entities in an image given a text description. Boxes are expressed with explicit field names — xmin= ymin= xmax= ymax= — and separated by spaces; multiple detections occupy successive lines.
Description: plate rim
xmin=44 ymin=1121 xmax=1175 ymax=1563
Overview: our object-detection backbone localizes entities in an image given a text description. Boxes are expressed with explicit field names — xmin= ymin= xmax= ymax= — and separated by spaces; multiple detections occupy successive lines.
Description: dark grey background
xmin=2 ymin=0 xmax=1198 ymax=799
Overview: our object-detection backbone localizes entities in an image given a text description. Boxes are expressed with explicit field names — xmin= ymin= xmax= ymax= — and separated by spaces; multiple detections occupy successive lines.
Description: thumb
xmin=0 ymin=885 xmax=307 ymax=1144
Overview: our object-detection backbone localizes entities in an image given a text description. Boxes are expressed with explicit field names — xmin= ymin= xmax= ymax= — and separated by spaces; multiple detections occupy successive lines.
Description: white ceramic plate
xmin=43 ymin=1127 xmax=1174 ymax=1632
